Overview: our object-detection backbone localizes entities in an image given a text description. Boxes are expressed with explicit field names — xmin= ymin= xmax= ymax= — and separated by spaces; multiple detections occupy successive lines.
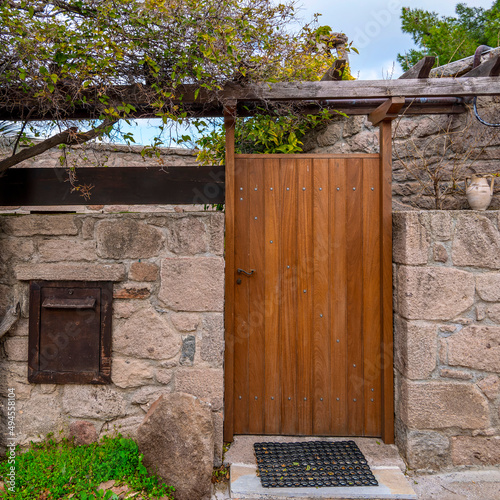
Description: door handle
xmin=237 ymin=268 xmax=255 ymax=277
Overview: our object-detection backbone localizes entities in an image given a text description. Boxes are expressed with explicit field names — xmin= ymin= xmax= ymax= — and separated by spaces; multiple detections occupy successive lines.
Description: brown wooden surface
xmin=399 ymin=56 xmax=436 ymax=79
xmin=462 ymin=54 xmax=500 ymax=77
xmin=368 ymin=97 xmax=406 ymax=126
xmin=229 ymin=155 xmax=389 ymax=438
xmin=0 ymin=166 xmax=225 ymax=207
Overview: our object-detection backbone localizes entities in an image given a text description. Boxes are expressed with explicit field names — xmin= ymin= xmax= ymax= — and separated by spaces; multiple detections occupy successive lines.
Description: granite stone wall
xmin=0 ymin=212 xmax=225 ymax=465
xmin=394 ymin=211 xmax=500 ymax=471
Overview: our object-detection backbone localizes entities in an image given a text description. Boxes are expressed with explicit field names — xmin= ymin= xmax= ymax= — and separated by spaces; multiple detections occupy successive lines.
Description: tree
xmin=397 ymin=1 xmax=500 ymax=71
xmin=0 ymin=0 xmax=341 ymax=172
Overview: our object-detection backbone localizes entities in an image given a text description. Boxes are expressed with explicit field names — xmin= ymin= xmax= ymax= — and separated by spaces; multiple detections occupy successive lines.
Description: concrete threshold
xmin=226 ymin=436 xmax=417 ymax=500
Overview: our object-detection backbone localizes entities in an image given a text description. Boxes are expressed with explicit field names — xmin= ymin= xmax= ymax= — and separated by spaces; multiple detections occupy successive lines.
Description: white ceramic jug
xmin=466 ymin=175 xmax=494 ymax=211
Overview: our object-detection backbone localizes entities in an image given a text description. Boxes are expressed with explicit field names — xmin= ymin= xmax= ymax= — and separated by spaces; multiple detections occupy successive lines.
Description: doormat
xmin=254 ymin=441 xmax=378 ymax=488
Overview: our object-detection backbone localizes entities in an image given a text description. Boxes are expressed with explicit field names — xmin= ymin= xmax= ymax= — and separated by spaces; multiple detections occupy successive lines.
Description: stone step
xmin=230 ymin=464 xmax=417 ymax=500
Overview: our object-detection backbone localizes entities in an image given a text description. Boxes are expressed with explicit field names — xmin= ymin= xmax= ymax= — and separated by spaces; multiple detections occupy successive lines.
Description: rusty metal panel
xmin=28 ymin=281 xmax=112 ymax=384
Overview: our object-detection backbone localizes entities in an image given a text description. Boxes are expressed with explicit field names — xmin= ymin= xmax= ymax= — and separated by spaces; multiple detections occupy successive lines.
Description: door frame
xmin=223 ymin=107 xmax=394 ymax=444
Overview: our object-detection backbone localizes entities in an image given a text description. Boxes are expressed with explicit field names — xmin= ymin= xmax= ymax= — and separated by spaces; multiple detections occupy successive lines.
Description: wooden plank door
xmin=228 ymin=153 xmax=389 ymax=438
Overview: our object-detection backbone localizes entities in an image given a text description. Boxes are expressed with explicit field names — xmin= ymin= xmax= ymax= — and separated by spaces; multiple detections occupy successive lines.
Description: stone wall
xmin=393 ymin=211 xmax=500 ymax=471
xmin=0 ymin=212 xmax=225 ymax=465
xmin=302 ymin=100 xmax=500 ymax=210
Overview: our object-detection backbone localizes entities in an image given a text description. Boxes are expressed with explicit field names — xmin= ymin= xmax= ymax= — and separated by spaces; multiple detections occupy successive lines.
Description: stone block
xmin=447 ymin=326 xmax=500 ymax=373
xmin=170 ymin=313 xmax=200 ymax=332
xmin=15 ymin=263 xmax=125 ymax=281
xmin=175 ymin=368 xmax=223 ymax=411
xmin=397 ymin=266 xmax=475 ymax=320
xmin=0 ymin=239 xmax=35 ymax=261
xmin=392 ymin=212 xmax=430 ymax=265
xmin=113 ymin=285 xmax=151 ymax=300
xmin=451 ymin=436 xmax=500 ymax=466
xmin=439 ymin=368 xmax=472 ymax=380
xmin=129 ymin=262 xmax=159 ymax=282
xmin=136 ymin=393 xmax=214 ymax=500
xmin=213 ymin=411 xmax=224 ymax=467
xmin=159 ymin=257 xmax=224 ymax=312
xmin=394 ymin=318 xmax=436 ymax=380
xmin=452 ymin=214 xmax=500 ymax=268
xmin=1 ymin=215 xmax=78 ymax=236
xmin=476 ymin=273 xmax=500 ymax=302
xmin=433 ymin=243 xmax=448 ymax=263
xmin=100 ymin=415 xmax=144 ymax=440
xmin=400 ymin=380 xmax=489 ymax=429
xmin=112 ymin=300 xmax=143 ymax=319
xmin=477 ymin=375 xmax=500 ymax=400
xmin=63 ymin=385 xmax=126 ymax=420
xmin=430 ymin=211 xmax=453 ymax=241
xmin=156 ymin=368 xmax=174 ymax=386
xmin=81 ymin=218 xmax=96 ymax=239
xmin=200 ymin=313 xmax=224 ymax=367
xmin=96 ymin=219 xmax=163 ymax=259
xmin=38 ymin=239 xmax=96 ymax=262
xmin=179 ymin=335 xmax=196 ymax=366
xmin=69 ymin=421 xmax=98 ymax=445
xmin=206 ymin=213 xmax=224 ymax=256
xmin=113 ymin=306 xmax=181 ymax=360
xmin=406 ymin=431 xmax=450 ymax=470
xmin=166 ymin=216 xmax=208 ymax=254
xmin=131 ymin=387 xmax=168 ymax=407
xmin=487 ymin=304 xmax=500 ymax=323
xmin=3 ymin=337 xmax=28 ymax=362
xmin=111 ymin=358 xmax=154 ymax=388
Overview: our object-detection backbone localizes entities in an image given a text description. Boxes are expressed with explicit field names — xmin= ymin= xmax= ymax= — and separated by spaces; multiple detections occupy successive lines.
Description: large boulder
xmin=136 ymin=393 xmax=214 ymax=500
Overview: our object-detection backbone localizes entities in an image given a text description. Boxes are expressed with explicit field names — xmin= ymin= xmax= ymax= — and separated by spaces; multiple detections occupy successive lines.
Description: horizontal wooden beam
xmin=229 ymin=76 xmax=500 ymax=101
xmin=462 ymin=54 xmax=500 ymax=78
xmin=368 ymin=97 xmax=406 ymax=125
xmin=0 ymin=166 xmax=225 ymax=206
xmin=399 ymin=56 xmax=436 ymax=79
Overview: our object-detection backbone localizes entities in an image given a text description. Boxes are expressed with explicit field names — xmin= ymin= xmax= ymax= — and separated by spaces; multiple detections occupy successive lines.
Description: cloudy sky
xmin=126 ymin=0 xmax=495 ymax=144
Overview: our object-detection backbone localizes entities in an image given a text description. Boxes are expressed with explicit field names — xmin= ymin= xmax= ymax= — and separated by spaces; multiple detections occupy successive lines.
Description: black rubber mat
xmin=254 ymin=440 xmax=378 ymax=488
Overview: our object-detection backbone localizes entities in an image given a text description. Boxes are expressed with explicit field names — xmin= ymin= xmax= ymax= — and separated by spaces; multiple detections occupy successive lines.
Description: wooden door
xmin=226 ymin=153 xmax=391 ymax=439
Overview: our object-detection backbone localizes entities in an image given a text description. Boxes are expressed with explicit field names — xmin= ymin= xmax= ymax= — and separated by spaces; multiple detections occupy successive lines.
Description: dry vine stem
xmin=393 ymin=101 xmax=500 ymax=209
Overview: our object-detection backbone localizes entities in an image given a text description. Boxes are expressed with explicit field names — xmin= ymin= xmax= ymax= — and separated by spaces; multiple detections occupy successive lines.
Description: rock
xmin=452 ymin=214 xmax=500 ymax=268
xmin=447 ymin=326 xmax=500 ymax=373
xmin=175 ymin=368 xmax=223 ymax=411
xmin=179 ymin=335 xmax=196 ymax=366
xmin=430 ymin=211 xmax=453 ymax=241
xmin=476 ymin=273 xmax=500 ymax=301
xmin=159 ymin=257 xmax=224 ymax=312
xmin=100 ymin=415 xmax=144 ymax=440
xmin=155 ymin=368 xmax=174 ymax=386
xmin=165 ymin=216 xmax=208 ymax=254
xmin=63 ymin=386 xmax=126 ymax=420
xmin=397 ymin=266 xmax=475 ymax=320
xmin=451 ymin=436 xmax=500 ymax=466
xmin=0 ymin=215 xmax=78 ymax=236
xmin=69 ymin=421 xmax=98 ymax=445
xmin=0 ymin=239 xmax=35 ymax=261
xmin=477 ymin=375 xmax=500 ymax=400
xmin=113 ymin=306 xmax=181 ymax=360
xmin=113 ymin=285 xmax=151 ymax=299
xmin=433 ymin=243 xmax=448 ymax=263
xmin=439 ymin=368 xmax=472 ymax=380
xmin=170 ymin=313 xmax=200 ymax=332
xmin=3 ymin=336 xmax=28 ymax=362
xmin=200 ymin=313 xmax=225 ymax=367
xmin=399 ymin=381 xmax=489 ymax=430
xmin=15 ymin=263 xmax=125 ymax=281
xmin=487 ymin=303 xmax=500 ymax=323
xmin=38 ymin=239 xmax=96 ymax=262
xmin=394 ymin=318 xmax=436 ymax=380
xmin=129 ymin=262 xmax=159 ymax=282
xmin=112 ymin=300 xmax=143 ymax=319
xmin=393 ymin=212 xmax=430 ymax=265
xmin=206 ymin=213 xmax=225 ymax=256
xmin=136 ymin=393 xmax=214 ymax=500
xmin=406 ymin=431 xmax=450 ymax=471
xmin=96 ymin=219 xmax=163 ymax=259
xmin=111 ymin=358 xmax=154 ymax=388
xmin=213 ymin=411 xmax=224 ymax=467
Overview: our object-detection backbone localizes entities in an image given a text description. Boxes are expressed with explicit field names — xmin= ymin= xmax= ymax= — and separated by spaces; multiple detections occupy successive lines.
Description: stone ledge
xmin=15 ymin=263 xmax=126 ymax=281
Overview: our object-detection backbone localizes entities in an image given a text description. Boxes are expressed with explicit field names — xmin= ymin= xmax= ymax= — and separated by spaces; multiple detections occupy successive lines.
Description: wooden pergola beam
xmin=462 ymin=54 xmax=500 ymax=77
xmin=399 ymin=56 xmax=436 ymax=79
xmin=368 ymin=97 xmax=406 ymax=126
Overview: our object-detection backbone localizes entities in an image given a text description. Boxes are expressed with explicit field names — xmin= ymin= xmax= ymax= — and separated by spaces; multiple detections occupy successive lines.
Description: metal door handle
xmin=237 ymin=268 xmax=255 ymax=276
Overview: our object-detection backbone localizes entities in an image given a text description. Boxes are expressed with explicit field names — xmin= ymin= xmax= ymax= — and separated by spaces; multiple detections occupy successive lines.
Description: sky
xmin=123 ymin=0 xmax=496 ymax=145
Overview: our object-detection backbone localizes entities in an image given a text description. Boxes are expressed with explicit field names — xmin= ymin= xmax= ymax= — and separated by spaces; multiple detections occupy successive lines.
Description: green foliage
xmin=398 ymin=1 xmax=500 ymax=70
xmin=0 ymin=435 xmax=174 ymax=499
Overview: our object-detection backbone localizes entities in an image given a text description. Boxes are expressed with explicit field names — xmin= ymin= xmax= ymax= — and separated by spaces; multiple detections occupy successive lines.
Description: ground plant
xmin=0 ymin=434 xmax=174 ymax=499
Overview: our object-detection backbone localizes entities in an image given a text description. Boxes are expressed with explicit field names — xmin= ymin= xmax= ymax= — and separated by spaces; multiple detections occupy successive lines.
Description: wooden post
xmin=379 ymin=119 xmax=395 ymax=444
xmin=223 ymin=101 xmax=237 ymax=442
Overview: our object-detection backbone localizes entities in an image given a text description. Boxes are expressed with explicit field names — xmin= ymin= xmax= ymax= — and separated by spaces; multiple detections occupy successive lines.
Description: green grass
xmin=0 ymin=434 xmax=174 ymax=499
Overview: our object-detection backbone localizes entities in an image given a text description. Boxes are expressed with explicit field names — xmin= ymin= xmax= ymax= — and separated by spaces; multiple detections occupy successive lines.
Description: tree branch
xmin=0 ymin=119 xmax=117 ymax=174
